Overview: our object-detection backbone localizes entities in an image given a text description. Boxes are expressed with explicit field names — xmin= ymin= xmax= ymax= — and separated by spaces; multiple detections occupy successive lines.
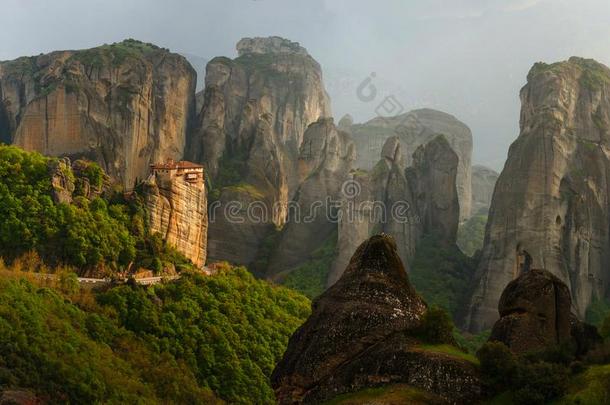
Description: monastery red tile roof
xmin=150 ymin=159 xmax=204 ymax=170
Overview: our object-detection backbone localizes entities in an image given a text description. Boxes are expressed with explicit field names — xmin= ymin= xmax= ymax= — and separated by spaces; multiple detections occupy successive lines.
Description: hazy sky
xmin=3 ymin=0 xmax=610 ymax=169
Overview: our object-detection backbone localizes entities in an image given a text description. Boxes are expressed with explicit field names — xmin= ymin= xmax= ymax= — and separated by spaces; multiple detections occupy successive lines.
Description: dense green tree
xmin=96 ymin=267 xmax=310 ymax=404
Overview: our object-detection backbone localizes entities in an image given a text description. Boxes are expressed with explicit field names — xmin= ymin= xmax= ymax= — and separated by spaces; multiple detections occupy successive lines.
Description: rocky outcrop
xmin=47 ymin=157 xmax=108 ymax=204
xmin=266 ymin=118 xmax=355 ymax=277
xmin=328 ymin=135 xmax=459 ymax=286
xmin=194 ymin=37 xmax=331 ymax=266
xmin=471 ymin=165 xmax=499 ymax=214
xmin=0 ymin=39 xmax=196 ymax=188
xmin=344 ymin=109 xmax=472 ymax=221
xmin=407 ymin=135 xmax=460 ymax=242
xmin=489 ymin=269 xmax=601 ymax=355
xmin=465 ymin=58 xmax=610 ymax=332
xmin=271 ymin=234 xmax=480 ymax=404
xmin=143 ymin=163 xmax=207 ymax=268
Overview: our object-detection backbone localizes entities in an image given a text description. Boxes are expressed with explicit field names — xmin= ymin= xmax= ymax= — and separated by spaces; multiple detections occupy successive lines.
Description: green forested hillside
xmin=0 ymin=264 xmax=310 ymax=404
xmin=0 ymin=145 xmax=196 ymax=275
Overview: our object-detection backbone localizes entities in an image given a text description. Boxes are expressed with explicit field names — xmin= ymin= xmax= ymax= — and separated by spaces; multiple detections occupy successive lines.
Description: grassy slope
xmin=323 ymin=384 xmax=444 ymax=405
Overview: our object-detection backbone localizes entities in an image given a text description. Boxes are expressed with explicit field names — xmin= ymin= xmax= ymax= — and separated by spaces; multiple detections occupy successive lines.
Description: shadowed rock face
xmin=343 ymin=109 xmax=473 ymax=221
xmin=0 ymin=40 xmax=196 ymax=188
xmin=328 ymin=135 xmax=459 ymax=286
xmin=407 ymin=135 xmax=460 ymax=243
xmin=271 ymin=234 xmax=480 ymax=404
xmin=489 ymin=269 xmax=573 ymax=354
xmin=193 ymin=36 xmax=331 ymax=266
xmin=465 ymin=57 xmax=610 ymax=332
xmin=489 ymin=268 xmax=601 ymax=355
xmin=266 ymin=118 xmax=355 ymax=278
xmin=471 ymin=165 xmax=499 ymax=214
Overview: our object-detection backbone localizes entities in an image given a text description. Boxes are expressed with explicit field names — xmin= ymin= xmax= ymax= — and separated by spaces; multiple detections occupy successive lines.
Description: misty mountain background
xmin=3 ymin=0 xmax=610 ymax=170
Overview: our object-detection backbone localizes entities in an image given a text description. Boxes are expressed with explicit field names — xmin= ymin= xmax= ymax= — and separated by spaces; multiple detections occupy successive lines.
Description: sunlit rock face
xmin=191 ymin=36 xmax=331 ymax=266
xmin=0 ymin=40 xmax=196 ymax=188
xmin=465 ymin=58 xmax=610 ymax=332
xmin=143 ymin=161 xmax=208 ymax=268
xmin=343 ymin=108 xmax=473 ymax=221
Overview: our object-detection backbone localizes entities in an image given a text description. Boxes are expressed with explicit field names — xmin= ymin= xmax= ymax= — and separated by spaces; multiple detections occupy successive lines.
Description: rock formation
xmin=407 ymin=135 xmax=460 ymax=243
xmin=465 ymin=57 xmax=610 ymax=332
xmin=0 ymin=39 xmax=196 ymax=188
xmin=143 ymin=161 xmax=207 ymax=268
xmin=328 ymin=135 xmax=459 ymax=286
xmin=193 ymin=37 xmax=331 ymax=265
xmin=489 ymin=268 xmax=601 ymax=355
xmin=471 ymin=165 xmax=499 ymax=214
xmin=47 ymin=157 xmax=109 ymax=204
xmin=271 ymin=234 xmax=480 ymax=404
xmin=342 ymin=109 xmax=472 ymax=221
xmin=266 ymin=118 xmax=355 ymax=277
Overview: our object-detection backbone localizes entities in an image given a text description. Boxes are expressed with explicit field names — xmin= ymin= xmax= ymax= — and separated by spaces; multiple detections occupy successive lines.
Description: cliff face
xmin=465 ymin=58 xmax=610 ymax=332
xmin=328 ymin=135 xmax=460 ymax=286
xmin=407 ymin=135 xmax=460 ymax=242
xmin=271 ymin=234 xmax=480 ymax=404
xmin=143 ymin=165 xmax=208 ymax=268
xmin=0 ymin=39 xmax=196 ymax=188
xmin=266 ymin=118 xmax=355 ymax=277
xmin=471 ymin=165 xmax=499 ymax=214
xmin=344 ymin=109 xmax=472 ymax=221
xmin=194 ymin=37 xmax=331 ymax=265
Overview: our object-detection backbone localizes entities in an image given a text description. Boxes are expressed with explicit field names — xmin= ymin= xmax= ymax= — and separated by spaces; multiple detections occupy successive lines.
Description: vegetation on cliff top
xmin=527 ymin=57 xmax=610 ymax=91
xmin=70 ymin=39 xmax=166 ymax=68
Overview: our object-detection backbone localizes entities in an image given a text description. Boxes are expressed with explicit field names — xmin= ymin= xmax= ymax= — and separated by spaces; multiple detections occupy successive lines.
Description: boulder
xmin=489 ymin=268 xmax=601 ymax=355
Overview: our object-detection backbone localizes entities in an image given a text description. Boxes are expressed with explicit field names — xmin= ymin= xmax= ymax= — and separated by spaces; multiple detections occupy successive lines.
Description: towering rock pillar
xmin=465 ymin=58 xmax=610 ymax=332
xmin=328 ymin=135 xmax=460 ymax=286
xmin=144 ymin=160 xmax=208 ymax=268
xmin=342 ymin=109 xmax=473 ymax=221
xmin=192 ymin=37 xmax=331 ymax=266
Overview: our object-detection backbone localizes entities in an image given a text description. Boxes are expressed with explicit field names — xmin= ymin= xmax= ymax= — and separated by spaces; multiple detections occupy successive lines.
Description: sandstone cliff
xmin=193 ymin=37 xmax=331 ymax=265
xmin=328 ymin=135 xmax=460 ymax=286
xmin=143 ymin=163 xmax=207 ymax=268
xmin=47 ymin=157 xmax=109 ymax=204
xmin=272 ymin=234 xmax=480 ymax=404
xmin=343 ymin=109 xmax=472 ymax=220
xmin=465 ymin=57 xmax=610 ymax=332
xmin=0 ymin=39 xmax=196 ymax=188
xmin=266 ymin=118 xmax=355 ymax=277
